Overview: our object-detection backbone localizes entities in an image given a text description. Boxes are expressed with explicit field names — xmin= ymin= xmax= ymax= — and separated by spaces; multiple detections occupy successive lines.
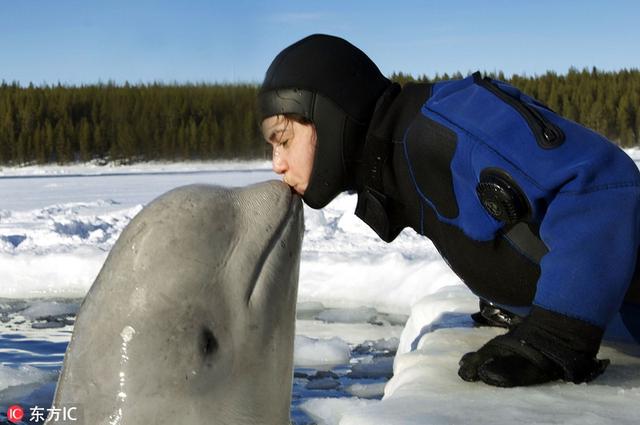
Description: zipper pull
xmin=543 ymin=129 xmax=555 ymax=143
xmin=542 ymin=125 xmax=564 ymax=147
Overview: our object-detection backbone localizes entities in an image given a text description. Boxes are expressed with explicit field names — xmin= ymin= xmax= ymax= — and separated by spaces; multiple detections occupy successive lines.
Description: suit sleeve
xmin=533 ymin=173 xmax=640 ymax=329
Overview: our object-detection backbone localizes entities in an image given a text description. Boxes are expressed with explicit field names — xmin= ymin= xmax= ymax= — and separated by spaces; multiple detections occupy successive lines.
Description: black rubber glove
xmin=458 ymin=306 xmax=610 ymax=387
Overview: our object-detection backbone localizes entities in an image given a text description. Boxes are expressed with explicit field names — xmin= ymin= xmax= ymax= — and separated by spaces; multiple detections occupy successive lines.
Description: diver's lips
xmin=245 ymin=188 xmax=302 ymax=304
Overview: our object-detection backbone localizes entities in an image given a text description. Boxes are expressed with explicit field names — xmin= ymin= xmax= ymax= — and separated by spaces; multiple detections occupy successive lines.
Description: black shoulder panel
xmin=405 ymin=114 xmax=459 ymax=219
xmin=390 ymin=83 xmax=434 ymax=142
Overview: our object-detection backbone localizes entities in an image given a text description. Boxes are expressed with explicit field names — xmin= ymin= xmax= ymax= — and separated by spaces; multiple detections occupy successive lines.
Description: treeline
xmin=0 ymin=83 xmax=262 ymax=165
xmin=0 ymin=67 xmax=639 ymax=165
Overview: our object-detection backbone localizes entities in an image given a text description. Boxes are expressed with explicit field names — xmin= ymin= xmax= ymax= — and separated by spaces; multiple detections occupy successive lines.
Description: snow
xmin=316 ymin=307 xmax=380 ymax=324
xmin=18 ymin=302 xmax=79 ymax=321
xmin=1 ymin=150 xmax=640 ymax=423
xmin=0 ymin=365 xmax=54 ymax=390
xmin=344 ymin=382 xmax=387 ymax=399
xmin=316 ymin=284 xmax=640 ymax=425
xmin=294 ymin=336 xmax=352 ymax=369
xmin=299 ymin=398 xmax=379 ymax=425
xmin=295 ymin=321 xmax=403 ymax=346
xmin=0 ymin=159 xmax=271 ymax=178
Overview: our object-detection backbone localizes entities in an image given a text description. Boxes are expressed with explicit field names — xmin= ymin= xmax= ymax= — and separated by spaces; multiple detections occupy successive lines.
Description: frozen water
xmin=19 ymin=302 xmax=79 ymax=321
xmin=301 ymin=398 xmax=379 ymax=425
xmin=349 ymin=357 xmax=394 ymax=380
xmin=295 ymin=321 xmax=403 ymax=346
xmin=1 ymin=151 xmax=640 ymax=424
xmin=316 ymin=307 xmax=379 ymax=324
xmin=300 ymin=283 xmax=640 ymax=425
xmin=0 ymin=365 xmax=55 ymax=390
xmin=344 ymin=382 xmax=387 ymax=399
xmin=294 ymin=336 xmax=351 ymax=369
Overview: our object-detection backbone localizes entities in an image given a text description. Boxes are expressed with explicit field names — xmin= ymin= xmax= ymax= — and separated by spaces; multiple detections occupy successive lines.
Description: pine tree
xmin=176 ymin=123 xmax=187 ymax=160
xmin=34 ymin=126 xmax=46 ymax=164
xmin=187 ymin=117 xmax=198 ymax=159
xmin=198 ymin=120 xmax=210 ymax=158
xmin=547 ymin=83 xmax=562 ymax=113
xmin=0 ymin=110 xmax=14 ymax=163
xmin=54 ymin=120 xmax=71 ymax=164
xmin=221 ymin=115 xmax=234 ymax=158
xmin=44 ymin=119 xmax=54 ymax=163
xmin=209 ymin=116 xmax=220 ymax=157
xmin=4 ymin=108 xmax=17 ymax=163
xmin=587 ymin=102 xmax=605 ymax=134
xmin=17 ymin=129 xmax=28 ymax=165
xmin=113 ymin=123 xmax=135 ymax=161
xmin=617 ymin=94 xmax=636 ymax=147
xmin=242 ymin=110 xmax=256 ymax=156
xmin=93 ymin=124 xmax=104 ymax=158
xmin=78 ymin=118 xmax=92 ymax=162
xmin=635 ymin=103 xmax=640 ymax=145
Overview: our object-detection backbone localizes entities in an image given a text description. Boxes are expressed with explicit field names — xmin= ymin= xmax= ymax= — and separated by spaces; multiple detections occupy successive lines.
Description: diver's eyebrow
xmin=268 ymin=128 xmax=284 ymax=140
xmin=264 ymin=126 xmax=287 ymax=143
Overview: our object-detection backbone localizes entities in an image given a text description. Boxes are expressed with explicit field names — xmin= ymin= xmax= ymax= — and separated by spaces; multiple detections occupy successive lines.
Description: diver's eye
xmin=200 ymin=327 xmax=219 ymax=357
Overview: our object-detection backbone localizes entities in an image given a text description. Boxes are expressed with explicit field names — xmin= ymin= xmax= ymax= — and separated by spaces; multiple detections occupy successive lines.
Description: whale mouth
xmin=245 ymin=184 xmax=303 ymax=304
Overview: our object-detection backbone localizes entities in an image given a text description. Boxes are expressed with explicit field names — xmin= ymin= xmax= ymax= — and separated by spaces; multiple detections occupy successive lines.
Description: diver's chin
xmin=293 ymin=185 xmax=306 ymax=195
xmin=285 ymin=180 xmax=304 ymax=195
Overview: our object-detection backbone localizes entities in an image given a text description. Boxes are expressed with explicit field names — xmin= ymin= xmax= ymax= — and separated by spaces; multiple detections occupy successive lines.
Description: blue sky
xmin=1 ymin=0 xmax=639 ymax=86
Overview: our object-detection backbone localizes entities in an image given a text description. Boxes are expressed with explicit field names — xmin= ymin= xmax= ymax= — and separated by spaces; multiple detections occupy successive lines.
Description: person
xmin=258 ymin=34 xmax=640 ymax=387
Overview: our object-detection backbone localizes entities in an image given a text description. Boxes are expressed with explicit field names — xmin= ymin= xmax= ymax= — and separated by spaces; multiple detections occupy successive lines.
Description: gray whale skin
xmin=47 ymin=180 xmax=303 ymax=425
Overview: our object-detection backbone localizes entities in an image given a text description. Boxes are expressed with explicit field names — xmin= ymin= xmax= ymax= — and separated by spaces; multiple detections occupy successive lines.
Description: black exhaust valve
xmin=476 ymin=169 xmax=530 ymax=224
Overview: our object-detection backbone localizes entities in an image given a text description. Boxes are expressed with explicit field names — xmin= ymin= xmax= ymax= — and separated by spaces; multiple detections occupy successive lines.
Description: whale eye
xmin=200 ymin=327 xmax=219 ymax=357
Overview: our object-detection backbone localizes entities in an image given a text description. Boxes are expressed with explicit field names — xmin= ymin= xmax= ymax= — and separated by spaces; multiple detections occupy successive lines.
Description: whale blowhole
xmin=200 ymin=327 xmax=219 ymax=358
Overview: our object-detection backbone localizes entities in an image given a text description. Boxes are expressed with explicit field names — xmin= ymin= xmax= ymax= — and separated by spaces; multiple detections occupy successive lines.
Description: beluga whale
xmin=46 ymin=180 xmax=303 ymax=425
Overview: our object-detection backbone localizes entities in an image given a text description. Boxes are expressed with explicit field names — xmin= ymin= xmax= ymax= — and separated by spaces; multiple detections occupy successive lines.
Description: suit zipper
xmin=473 ymin=72 xmax=565 ymax=149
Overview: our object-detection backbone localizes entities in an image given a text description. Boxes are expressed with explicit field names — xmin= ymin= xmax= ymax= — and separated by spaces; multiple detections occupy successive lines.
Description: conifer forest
xmin=0 ymin=67 xmax=638 ymax=165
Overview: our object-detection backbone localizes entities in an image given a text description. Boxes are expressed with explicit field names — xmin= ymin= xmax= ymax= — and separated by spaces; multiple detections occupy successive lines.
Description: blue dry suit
xmin=363 ymin=73 xmax=640 ymax=345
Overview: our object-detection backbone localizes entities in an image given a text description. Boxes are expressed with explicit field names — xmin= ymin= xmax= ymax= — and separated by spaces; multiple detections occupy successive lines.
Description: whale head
xmin=49 ymin=181 xmax=303 ymax=425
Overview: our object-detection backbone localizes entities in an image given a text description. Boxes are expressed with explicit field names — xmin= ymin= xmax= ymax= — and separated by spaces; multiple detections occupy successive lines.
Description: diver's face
xmin=261 ymin=115 xmax=317 ymax=195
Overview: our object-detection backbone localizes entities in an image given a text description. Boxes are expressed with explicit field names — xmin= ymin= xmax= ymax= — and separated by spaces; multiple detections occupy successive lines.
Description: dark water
xmin=0 ymin=300 xmax=400 ymax=425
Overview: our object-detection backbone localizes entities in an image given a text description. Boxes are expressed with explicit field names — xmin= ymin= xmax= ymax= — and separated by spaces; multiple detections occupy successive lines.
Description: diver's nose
xmin=272 ymin=145 xmax=287 ymax=174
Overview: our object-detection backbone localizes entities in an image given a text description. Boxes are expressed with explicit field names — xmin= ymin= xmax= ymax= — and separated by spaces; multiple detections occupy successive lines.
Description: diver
xmin=258 ymin=34 xmax=640 ymax=387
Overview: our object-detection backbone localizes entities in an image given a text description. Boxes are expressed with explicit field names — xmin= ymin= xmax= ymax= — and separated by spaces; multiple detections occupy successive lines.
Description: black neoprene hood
xmin=258 ymin=34 xmax=391 ymax=208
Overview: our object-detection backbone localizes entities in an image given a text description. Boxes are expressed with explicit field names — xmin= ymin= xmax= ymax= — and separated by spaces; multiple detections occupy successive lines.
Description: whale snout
xmin=235 ymin=180 xmax=302 ymax=226
xmin=235 ymin=180 xmax=304 ymax=307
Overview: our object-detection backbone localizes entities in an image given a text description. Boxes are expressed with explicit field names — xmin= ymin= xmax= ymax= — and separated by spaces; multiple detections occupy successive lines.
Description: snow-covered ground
xmin=1 ymin=151 xmax=640 ymax=424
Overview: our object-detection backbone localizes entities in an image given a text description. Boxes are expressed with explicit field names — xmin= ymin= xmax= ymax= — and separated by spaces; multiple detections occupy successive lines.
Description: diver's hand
xmin=458 ymin=306 xmax=609 ymax=387
xmin=458 ymin=332 xmax=563 ymax=386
